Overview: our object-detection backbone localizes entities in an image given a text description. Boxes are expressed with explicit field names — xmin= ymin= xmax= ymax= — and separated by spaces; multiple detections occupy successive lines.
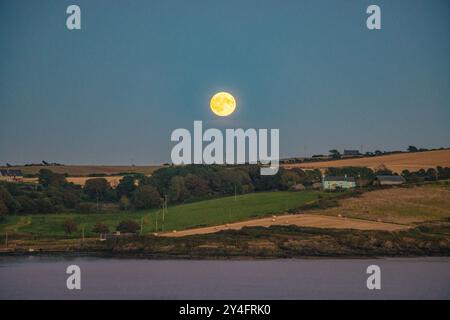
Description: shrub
xmin=76 ymin=202 xmax=96 ymax=213
xmin=63 ymin=218 xmax=78 ymax=235
xmin=92 ymin=221 xmax=109 ymax=234
xmin=116 ymin=220 xmax=140 ymax=233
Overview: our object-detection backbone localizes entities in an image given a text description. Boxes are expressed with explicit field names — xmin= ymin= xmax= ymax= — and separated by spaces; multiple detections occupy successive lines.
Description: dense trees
xmin=83 ymin=178 xmax=110 ymax=201
xmin=1 ymin=164 xmax=449 ymax=218
xmin=133 ymin=185 xmax=162 ymax=209
xmin=38 ymin=169 xmax=67 ymax=188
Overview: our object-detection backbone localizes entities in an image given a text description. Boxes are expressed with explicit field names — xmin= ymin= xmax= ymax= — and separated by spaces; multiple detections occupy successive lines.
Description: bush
xmin=116 ymin=220 xmax=140 ymax=233
xmin=92 ymin=221 xmax=109 ymax=234
xmin=63 ymin=218 xmax=77 ymax=234
xmin=76 ymin=202 xmax=96 ymax=213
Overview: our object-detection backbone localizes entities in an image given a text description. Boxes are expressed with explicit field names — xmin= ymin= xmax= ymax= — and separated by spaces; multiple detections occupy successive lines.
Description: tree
xmin=374 ymin=165 xmax=393 ymax=175
xmin=83 ymin=178 xmax=110 ymax=199
xmin=279 ymin=171 xmax=301 ymax=190
xmin=35 ymin=198 xmax=57 ymax=213
xmin=407 ymin=145 xmax=418 ymax=152
xmin=0 ymin=186 xmax=21 ymax=214
xmin=133 ymin=185 xmax=162 ymax=209
xmin=116 ymin=220 xmax=140 ymax=233
xmin=119 ymin=195 xmax=131 ymax=210
xmin=184 ymin=174 xmax=209 ymax=197
xmin=0 ymin=200 xmax=8 ymax=220
xmin=168 ymin=176 xmax=190 ymax=202
xmin=116 ymin=176 xmax=136 ymax=199
xmin=83 ymin=178 xmax=111 ymax=210
xmin=16 ymin=195 xmax=38 ymax=214
xmin=329 ymin=149 xmax=341 ymax=160
xmin=62 ymin=189 xmax=80 ymax=209
xmin=38 ymin=169 xmax=67 ymax=188
xmin=92 ymin=221 xmax=109 ymax=234
xmin=63 ymin=218 xmax=77 ymax=235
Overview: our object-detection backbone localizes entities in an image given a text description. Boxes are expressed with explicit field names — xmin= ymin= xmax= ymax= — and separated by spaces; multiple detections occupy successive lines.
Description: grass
xmin=0 ymin=190 xmax=326 ymax=239
xmin=313 ymin=185 xmax=450 ymax=224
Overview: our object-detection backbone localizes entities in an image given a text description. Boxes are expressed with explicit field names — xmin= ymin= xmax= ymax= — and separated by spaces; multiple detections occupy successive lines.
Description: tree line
xmin=1 ymin=165 xmax=450 ymax=220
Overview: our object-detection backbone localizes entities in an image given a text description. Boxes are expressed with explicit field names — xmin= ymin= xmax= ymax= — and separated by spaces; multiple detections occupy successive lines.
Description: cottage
xmin=0 ymin=169 xmax=23 ymax=182
xmin=375 ymin=175 xmax=405 ymax=186
xmin=323 ymin=175 xmax=356 ymax=190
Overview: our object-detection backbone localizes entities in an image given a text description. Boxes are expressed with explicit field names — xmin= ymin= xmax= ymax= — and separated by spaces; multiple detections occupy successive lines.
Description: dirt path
xmin=160 ymin=213 xmax=409 ymax=237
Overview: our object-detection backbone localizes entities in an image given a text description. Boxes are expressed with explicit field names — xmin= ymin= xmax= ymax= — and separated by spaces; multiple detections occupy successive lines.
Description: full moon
xmin=210 ymin=92 xmax=236 ymax=117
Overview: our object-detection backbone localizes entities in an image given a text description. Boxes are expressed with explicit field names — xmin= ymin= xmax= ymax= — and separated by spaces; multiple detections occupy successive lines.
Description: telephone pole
xmin=162 ymin=195 xmax=168 ymax=232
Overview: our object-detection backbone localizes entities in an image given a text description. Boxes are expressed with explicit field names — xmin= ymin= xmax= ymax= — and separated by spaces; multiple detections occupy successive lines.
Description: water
xmin=0 ymin=256 xmax=449 ymax=299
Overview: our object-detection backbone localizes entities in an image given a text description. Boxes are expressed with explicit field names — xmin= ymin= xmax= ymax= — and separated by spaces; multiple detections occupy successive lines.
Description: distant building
xmin=343 ymin=150 xmax=362 ymax=156
xmin=375 ymin=175 xmax=405 ymax=186
xmin=0 ymin=169 xmax=23 ymax=182
xmin=323 ymin=175 xmax=356 ymax=190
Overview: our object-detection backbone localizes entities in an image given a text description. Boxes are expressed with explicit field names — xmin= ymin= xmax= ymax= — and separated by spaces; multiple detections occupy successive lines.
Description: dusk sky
xmin=1 ymin=0 xmax=449 ymax=165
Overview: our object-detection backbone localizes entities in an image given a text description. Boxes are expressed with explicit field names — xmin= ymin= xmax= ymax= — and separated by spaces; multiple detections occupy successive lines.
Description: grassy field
xmin=283 ymin=149 xmax=450 ymax=173
xmin=310 ymin=184 xmax=450 ymax=224
xmin=0 ymin=191 xmax=325 ymax=239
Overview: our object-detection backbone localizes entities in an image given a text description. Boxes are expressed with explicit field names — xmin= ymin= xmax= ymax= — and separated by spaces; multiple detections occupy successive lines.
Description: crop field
xmin=0 ymin=165 xmax=161 ymax=176
xmin=283 ymin=149 xmax=450 ymax=173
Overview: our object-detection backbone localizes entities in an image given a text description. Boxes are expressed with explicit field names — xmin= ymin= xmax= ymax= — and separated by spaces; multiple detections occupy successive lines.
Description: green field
xmin=0 ymin=191 xmax=325 ymax=238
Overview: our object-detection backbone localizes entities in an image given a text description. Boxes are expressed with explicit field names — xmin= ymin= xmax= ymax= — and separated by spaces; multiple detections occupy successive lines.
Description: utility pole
xmin=155 ymin=211 xmax=158 ymax=233
xmin=162 ymin=196 xmax=166 ymax=232
xmin=140 ymin=217 xmax=144 ymax=235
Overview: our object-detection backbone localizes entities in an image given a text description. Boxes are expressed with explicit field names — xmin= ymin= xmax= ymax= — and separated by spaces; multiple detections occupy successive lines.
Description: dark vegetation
xmin=18 ymin=220 xmax=448 ymax=258
xmin=1 ymin=164 xmax=450 ymax=224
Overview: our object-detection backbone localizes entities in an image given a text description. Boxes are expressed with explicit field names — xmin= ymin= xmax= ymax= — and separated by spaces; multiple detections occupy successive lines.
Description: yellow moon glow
xmin=210 ymin=92 xmax=236 ymax=117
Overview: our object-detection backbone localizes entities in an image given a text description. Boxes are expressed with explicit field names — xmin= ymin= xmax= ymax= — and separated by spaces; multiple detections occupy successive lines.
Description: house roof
xmin=0 ymin=169 xmax=23 ymax=176
xmin=323 ymin=176 xmax=356 ymax=182
xmin=376 ymin=175 xmax=405 ymax=182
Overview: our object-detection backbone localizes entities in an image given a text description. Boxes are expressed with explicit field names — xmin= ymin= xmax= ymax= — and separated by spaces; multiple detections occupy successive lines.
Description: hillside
xmin=283 ymin=149 xmax=450 ymax=173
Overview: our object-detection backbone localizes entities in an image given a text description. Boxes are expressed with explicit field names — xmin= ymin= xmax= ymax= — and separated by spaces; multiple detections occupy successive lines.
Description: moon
xmin=210 ymin=92 xmax=236 ymax=117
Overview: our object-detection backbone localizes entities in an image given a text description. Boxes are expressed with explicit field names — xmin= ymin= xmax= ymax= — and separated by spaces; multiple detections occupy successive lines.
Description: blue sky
xmin=0 ymin=0 xmax=449 ymax=165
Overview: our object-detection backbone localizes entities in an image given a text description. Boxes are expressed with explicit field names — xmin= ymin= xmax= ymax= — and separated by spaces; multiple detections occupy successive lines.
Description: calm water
xmin=0 ymin=256 xmax=449 ymax=299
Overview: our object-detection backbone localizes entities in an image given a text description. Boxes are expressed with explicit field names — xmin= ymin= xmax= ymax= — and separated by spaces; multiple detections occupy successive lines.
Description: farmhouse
xmin=323 ymin=175 xmax=356 ymax=190
xmin=342 ymin=150 xmax=362 ymax=158
xmin=0 ymin=169 xmax=23 ymax=182
xmin=375 ymin=175 xmax=406 ymax=186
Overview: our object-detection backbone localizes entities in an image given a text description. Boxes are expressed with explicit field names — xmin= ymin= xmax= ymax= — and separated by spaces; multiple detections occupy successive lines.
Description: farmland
xmin=283 ymin=149 xmax=450 ymax=173
xmin=0 ymin=190 xmax=326 ymax=238
xmin=309 ymin=183 xmax=450 ymax=224
xmin=0 ymin=165 xmax=161 ymax=176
